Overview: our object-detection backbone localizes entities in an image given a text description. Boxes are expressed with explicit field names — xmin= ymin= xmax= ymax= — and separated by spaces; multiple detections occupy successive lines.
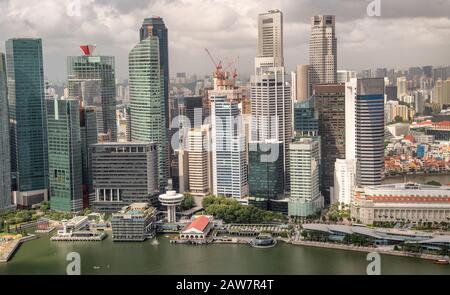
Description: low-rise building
xmin=179 ymin=215 xmax=213 ymax=241
xmin=351 ymin=183 xmax=450 ymax=225
xmin=111 ymin=203 xmax=156 ymax=241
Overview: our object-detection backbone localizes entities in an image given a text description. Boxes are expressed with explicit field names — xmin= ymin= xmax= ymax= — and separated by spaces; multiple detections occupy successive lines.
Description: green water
xmin=1 ymin=233 xmax=449 ymax=275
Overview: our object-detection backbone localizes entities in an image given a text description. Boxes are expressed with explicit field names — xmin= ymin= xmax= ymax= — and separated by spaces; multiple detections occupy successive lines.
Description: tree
xmin=180 ymin=193 xmax=195 ymax=211
xmin=426 ymin=181 xmax=441 ymax=187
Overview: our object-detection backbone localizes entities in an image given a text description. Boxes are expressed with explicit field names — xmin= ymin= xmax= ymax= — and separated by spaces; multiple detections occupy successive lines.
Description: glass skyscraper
xmin=46 ymin=98 xmax=83 ymax=212
xmin=0 ymin=53 xmax=13 ymax=211
xmin=67 ymin=52 xmax=117 ymax=141
xmin=6 ymin=38 xmax=48 ymax=205
xmin=129 ymin=35 xmax=169 ymax=191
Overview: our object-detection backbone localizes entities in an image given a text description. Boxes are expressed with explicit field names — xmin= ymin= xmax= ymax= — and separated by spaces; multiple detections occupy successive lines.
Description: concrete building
xmin=0 ymin=53 xmax=13 ymax=212
xmin=46 ymin=98 xmax=83 ymax=213
xmin=333 ymin=159 xmax=356 ymax=205
xmin=309 ymin=15 xmax=337 ymax=92
xmin=351 ymin=183 xmax=450 ymax=225
xmin=6 ymin=38 xmax=48 ymax=207
xmin=292 ymin=64 xmax=309 ymax=102
xmin=187 ymin=125 xmax=212 ymax=197
xmin=288 ymin=138 xmax=324 ymax=217
xmin=91 ymin=142 xmax=159 ymax=212
xmin=396 ymin=76 xmax=407 ymax=99
xmin=257 ymin=9 xmax=284 ymax=67
xmin=433 ymin=79 xmax=450 ymax=107
xmin=337 ymin=70 xmax=356 ymax=83
xmin=129 ymin=35 xmax=169 ymax=191
xmin=80 ymin=106 xmax=97 ymax=208
xmin=111 ymin=203 xmax=156 ymax=241
xmin=313 ymin=84 xmax=345 ymax=202
xmin=345 ymin=78 xmax=385 ymax=187
xmin=67 ymin=45 xmax=117 ymax=141
xmin=248 ymin=140 xmax=284 ymax=210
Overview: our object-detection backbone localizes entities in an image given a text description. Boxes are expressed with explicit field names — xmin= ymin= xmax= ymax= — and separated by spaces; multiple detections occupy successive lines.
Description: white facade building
xmin=333 ymin=159 xmax=356 ymax=205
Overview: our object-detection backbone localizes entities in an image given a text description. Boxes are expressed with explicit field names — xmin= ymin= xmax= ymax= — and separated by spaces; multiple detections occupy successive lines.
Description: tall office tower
xmin=375 ymin=68 xmax=387 ymax=78
xmin=293 ymin=97 xmax=319 ymax=138
xmin=313 ymin=84 xmax=345 ymax=202
xmin=187 ymin=125 xmax=212 ymax=197
xmin=345 ymin=78 xmax=385 ymax=187
xmin=91 ymin=142 xmax=159 ymax=212
xmin=333 ymin=159 xmax=356 ymax=205
xmin=248 ymin=140 xmax=284 ymax=210
xmin=0 ymin=53 xmax=13 ymax=211
xmin=396 ymin=76 xmax=407 ymax=99
xmin=257 ymin=9 xmax=283 ymax=67
xmin=46 ymin=98 xmax=83 ymax=212
xmin=385 ymin=85 xmax=398 ymax=101
xmin=178 ymin=96 xmax=203 ymax=136
xmin=129 ymin=35 xmax=169 ymax=191
xmin=337 ymin=70 xmax=356 ymax=83
xmin=288 ymin=138 xmax=323 ymax=218
xmin=139 ymin=17 xmax=170 ymax=176
xmin=309 ymin=15 xmax=337 ymax=92
xmin=414 ymin=91 xmax=425 ymax=114
xmin=80 ymin=105 xmax=97 ymax=208
xmin=252 ymin=10 xmax=291 ymax=191
xmin=67 ymin=45 xmax=117 ymax=141
xmin=211 ymin=95 xmax=248 ymax=198
xmin=6 ymin=38 xmax=48 ymax=207
xmin=292 ymin=64 xmax=309 ymax=102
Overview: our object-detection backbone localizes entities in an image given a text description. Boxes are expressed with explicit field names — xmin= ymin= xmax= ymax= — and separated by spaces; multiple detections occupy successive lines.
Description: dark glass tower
xmin=140 ymin=17 xmax=170 ymax=180
xmin=6 ymin=38 xmax=48 ymax=205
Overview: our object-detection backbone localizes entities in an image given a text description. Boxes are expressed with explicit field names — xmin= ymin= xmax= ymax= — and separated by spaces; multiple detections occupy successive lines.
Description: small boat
xmin=93 ymin=266 xmax=100 ymax=270
xmin=433 ymin=259 xmax=449 ymax=265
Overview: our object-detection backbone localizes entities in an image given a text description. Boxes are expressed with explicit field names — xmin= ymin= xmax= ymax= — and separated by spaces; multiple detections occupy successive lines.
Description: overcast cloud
xmin=0 ymin=0 xmax=449 ymax=82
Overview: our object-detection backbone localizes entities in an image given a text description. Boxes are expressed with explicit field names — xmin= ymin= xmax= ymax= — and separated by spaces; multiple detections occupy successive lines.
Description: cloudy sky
xmin=0 ymin=0 xmax=449 ymax=82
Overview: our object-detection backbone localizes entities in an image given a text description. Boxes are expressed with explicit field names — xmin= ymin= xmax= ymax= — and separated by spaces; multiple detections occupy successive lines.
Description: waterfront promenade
xmin=0 ymin=234 xmax=37 ymax=263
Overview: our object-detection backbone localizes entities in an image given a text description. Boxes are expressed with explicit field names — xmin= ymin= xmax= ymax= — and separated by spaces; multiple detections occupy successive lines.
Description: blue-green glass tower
xmin=46 ymin=98 xmax=83 ymax=212
xmin=6 ymin=38 xmax=48 ymax=204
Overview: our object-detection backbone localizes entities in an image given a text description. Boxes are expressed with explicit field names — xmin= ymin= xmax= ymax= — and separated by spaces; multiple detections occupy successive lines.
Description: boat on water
xmin=433 ymin=257 xmax=449 ymax=265
xmin=249 ymin=235 xmax=277 ymax=248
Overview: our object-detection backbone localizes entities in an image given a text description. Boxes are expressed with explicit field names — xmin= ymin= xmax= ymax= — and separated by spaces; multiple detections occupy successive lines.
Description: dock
xmin=0 ymin=234 xmax=38 ymax=263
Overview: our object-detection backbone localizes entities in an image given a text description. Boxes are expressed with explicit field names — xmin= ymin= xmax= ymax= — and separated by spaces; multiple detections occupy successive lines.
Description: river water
xmin=0 ymin=234 xmax=449 ymax=275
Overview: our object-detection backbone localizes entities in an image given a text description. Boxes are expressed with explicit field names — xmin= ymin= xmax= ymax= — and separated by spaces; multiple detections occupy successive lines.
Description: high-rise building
xmin=129 ymin=35 xmax=169 ymax=191
xmin=6 ymin=38 xmax=48 ymax=207
xmin=257 ymin=9 xmax=283 ymax=67
xmin=187 ymin=125 xmax=212 ymax=197
xmin=248 ymin=140 xmax=284 ymax=210
xmin=0 ymin=53 xmax=13 ymax=211
xmin=140 ymin=17 xmax=170 ymax=177
xmin=288 ymin=138 xmax=323 ymax=217
xmin=396 ymin=76 xmax=407 ymax=99
xmin=46 ymin=98 xmax=83 ymax=212
xmin=333 ymin=159 xmax=356 ymax=205
xmin=67 ymin=46 xmax=117 ymax=141
xmin=309 ymin=15 xmax=337 ymax=92
xmin=313 ymin=84 xmax=345 ymax=202
xmin=91 ymin=142 xmax=159 ymax=212
xmin=79 ymin=105 xmax=97 ymax=208
xmin=337 ymin=70 xmax=356 ymax=83
xmin=252 ymin=10 xmax=291 ymax=190
xmin=345 ymin=78 xmax=385 ymax=186
xmin=211 ymin=94 xmax=248 ymax=198
xmin=433 ymin=79 xmax=450 ymax=107
xmin=292 ymin=64 xmax=309 ymax=102
xmin=293 ymin=97 xmax=319 ymax=137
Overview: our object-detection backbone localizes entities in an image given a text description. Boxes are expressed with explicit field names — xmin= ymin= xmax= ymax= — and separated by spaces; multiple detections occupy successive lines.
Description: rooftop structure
xmin=111 ymin=203 xmax=156 ymax=242
xmin=158 ymin=190 xmax=184 ymax=223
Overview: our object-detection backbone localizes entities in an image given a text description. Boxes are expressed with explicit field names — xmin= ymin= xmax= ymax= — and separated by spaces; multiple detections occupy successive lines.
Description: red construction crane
xmin=204 ymin=48 xmax=224 ymax=80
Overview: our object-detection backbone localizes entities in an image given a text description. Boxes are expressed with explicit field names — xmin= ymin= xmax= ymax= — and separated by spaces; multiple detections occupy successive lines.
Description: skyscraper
xmin=187 ymin=125 xmax=212 ymax=197
xmin=252 ymin=10 xmax=292 ymax=190
xmin=288 ymin=138 xmax=323 ymax=217
xmin=257 ymin=9 xmax=284 ymax=67
xmin=309 ymin=15 xmax=337 ymax=91
xmin=80 ymin=105 xmax=98 ymax=208
xmin=248 ymin=140 xmax=284 ymax=210
xmin=313 ymin=84 xmax=345 ymax=202
xmin=292 ymin=64 xmax=309 ymax=102
xmin=129 ymin=35 xmax=169 ymax=191
xmin=211 ymin=94 xmax=248 ymax=198
xmin=6 ymin=38 xmax=48 ymax=206
xmin=333 ymin=159 xmax=356 ymax=205
xmin=46 ymin=98 xmax=83 ymax=212
xmin=345 ymin=78 xmax=385 ymax=186
xmin=0 ymin=53 xmax=13 ymax=211
xmin=140 ymin=17 xmax=170 ymax=175
xmin=67 ymin=46 xmax=117 ymax=140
